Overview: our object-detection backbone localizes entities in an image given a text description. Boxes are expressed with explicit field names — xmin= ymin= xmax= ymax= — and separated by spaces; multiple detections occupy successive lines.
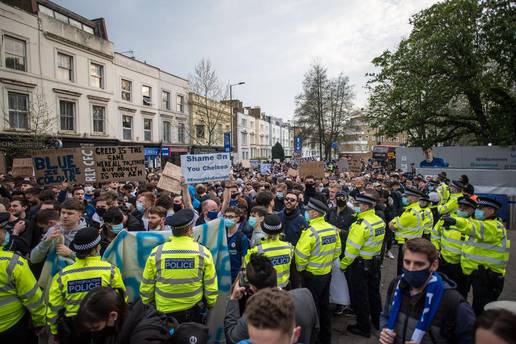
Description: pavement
xmin=330 ymin=230 xmax=516 ymax=344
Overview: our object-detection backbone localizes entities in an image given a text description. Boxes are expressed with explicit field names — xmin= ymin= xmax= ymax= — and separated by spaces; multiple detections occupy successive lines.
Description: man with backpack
xmin=224 ymin=207 xmax=249 ymax=283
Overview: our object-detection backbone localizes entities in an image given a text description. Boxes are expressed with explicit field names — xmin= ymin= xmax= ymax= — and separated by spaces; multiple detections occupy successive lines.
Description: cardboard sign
xmin=12 ymin=158 xmax=34 ymax=177
xmin=32 ymin=149 xmax=89 ymax=186
xmin=95 ymin=146 xmax=145 ymax=182
xmin=157 ymin=162 xmax=182 ymax=194
xmin=260 ymin=163 xmax=271 ymax=174
xmin=287 ymin=168 xmax=298 ymax=177
xmin=181 ymin=153 xmax=231 ymax=184
xmin=241 ymin=160 xmax=251 ymax=169
xmin=299 ymin=161 xmax=324 ymax=179
xmin=337 ymin=159 xmax=349 ymax=171
xmin=349 ymin=159 xmax=362 ymax=173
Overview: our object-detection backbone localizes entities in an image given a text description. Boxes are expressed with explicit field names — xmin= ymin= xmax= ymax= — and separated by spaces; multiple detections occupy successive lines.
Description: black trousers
xmin=168 ymin=305 xmax=204 ymax=324
xmin=302 ymin=271 xmax=332 ymax=344
xmin=397 ymin=244 xmax=404 ymax=276
xmin=345 ymin=258 xmax=382 ymax=333
xmin=0 ymin=312 xmax=36 ymax=344
xmin=439 ymin=259 xmax=468 ymax=298
xmin=471 ymin=268 xmax=504 ymax=316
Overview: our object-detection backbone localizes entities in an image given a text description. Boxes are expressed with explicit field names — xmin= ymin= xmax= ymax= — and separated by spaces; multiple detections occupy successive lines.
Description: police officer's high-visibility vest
xmin=415 ymin=204 xmax=434 ymax=235
xmin=0 ymin=251 xmax=46 ymax=333
xmin=437 ymin=183 xmax=450 ymax=205
xmin=438 ymin=192 xmax=463 ymax=215
xmin=294 ymin=216 xmax=341 ymax=276
xmin=47 ymin=256 xmax=126 ymax=335
xmin=391 ymin=202 xmax=424 ymax=244
xmin=455 ymin=217 xmax=510 ymax=276
xmin=340 ymin=209 xmax=385 ymax=270
xmin=140 ymin=235 xmax=218 ymax=314
xmin=245 ymin=237 xmax=293 ymax=288
xmin=434 ymin=214 xmax=468 ymax=265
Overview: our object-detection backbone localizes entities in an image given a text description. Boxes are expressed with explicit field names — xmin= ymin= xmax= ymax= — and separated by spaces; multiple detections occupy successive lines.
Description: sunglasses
xmin=285 ymin=197 xmax=298 ymax=203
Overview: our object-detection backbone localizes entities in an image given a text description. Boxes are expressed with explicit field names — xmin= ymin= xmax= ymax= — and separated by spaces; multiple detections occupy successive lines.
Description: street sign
xmin=294 ymin=136 xmax=302 ymax=153
xmin=224 ymin=132 xmax=231 ymax=152
xmin=332 ymin=141 xmax=337 ymax=150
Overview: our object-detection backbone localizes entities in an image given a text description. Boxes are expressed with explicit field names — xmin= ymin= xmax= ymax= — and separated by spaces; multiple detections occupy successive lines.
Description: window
xmin=38 ymin=5 xmax=54 ymax=16
xmin=196 ymin=124 xmax=205 ymax=139
xmin=163 ymin=121 xmax=171 ymax=143
xmin=4 ymin=35 xmax=26 ymax=71
xmin=54 ymin=11 xmax=68 ymax=23
xmin=242 ymin=133 xmax=248 ymax=145
xmin=176 ymin=94 xmax=185 ymax=113
xmin=242 ymin=118 xmax=247 ymax=128
xmin=142 ymin=85 xmax=151 ymax=106
xmin=122 ymin=115 xmax=132 ymax=140
xmin=83 ymin=25 xmax=94 ymax=34
xmin=90 ymin=63 xmax=103 ymax=88
xmin=162 ymin=91 xmax=170 ymax=110
xmin=68 ymin=18 xmax=82 ymax=29
xmin=144 ymin=118 xmax=152 ymax=141
xmin=92 ymin=105 xmax=105 ymax=133
xmin=178 ymin=123 xmax=185 ymax=143
xmin=57 ymin=52 xmax=73 ymax=81
xmin=121 ymin=79 xmax=131 ymax=101
xmin=59 ymin=100 xmax=75 ymax=131
xmin=7 ymin=92 xmax=29 ymax=129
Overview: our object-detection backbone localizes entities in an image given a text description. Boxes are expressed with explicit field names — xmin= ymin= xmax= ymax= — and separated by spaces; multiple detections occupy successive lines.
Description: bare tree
xmin=188 ymin=58 xmax=230 ymax=149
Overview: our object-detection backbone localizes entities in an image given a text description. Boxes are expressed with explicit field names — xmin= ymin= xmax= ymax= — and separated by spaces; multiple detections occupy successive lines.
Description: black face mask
xmin=96 ymin=207 xmax=106 ymax=218
xmin=336 ymin=199 xmax=347 ymax=207
xmin=90 ymin=326 xmax=116 ymax=341
xmin=173 ymin=204 xmax=183 ymax=212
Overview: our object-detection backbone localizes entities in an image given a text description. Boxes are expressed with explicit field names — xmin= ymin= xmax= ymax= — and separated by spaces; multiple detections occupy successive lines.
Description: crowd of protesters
xmin=0 ymin=158 xmax=513 ymax=344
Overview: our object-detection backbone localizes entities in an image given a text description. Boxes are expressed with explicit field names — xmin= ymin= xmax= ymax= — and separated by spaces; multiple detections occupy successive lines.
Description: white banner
xmin=181 ymin=153 xmax=231 ymax=184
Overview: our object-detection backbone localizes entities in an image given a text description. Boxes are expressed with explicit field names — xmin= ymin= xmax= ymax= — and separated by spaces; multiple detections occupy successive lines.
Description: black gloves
xmin=442 ymin=216 xmax=456 ymax=227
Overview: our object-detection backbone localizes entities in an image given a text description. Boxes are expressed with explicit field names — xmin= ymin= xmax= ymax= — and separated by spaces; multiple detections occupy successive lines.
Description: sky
xmin=55 ymin=0 xmax=438 ymax=120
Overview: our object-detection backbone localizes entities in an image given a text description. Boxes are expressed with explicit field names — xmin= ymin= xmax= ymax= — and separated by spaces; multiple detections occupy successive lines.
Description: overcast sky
xmin=55 ymin=0 xmax=437 ymax=120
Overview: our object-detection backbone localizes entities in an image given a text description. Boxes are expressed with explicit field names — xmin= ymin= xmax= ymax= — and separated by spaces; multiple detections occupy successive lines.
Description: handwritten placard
xmin=95 ymin=146 xmax=145 ymax=182
xmin=32 ymin=149 xmax=86 ymax=186
xmin=299 ymin=161 xmax=324 ymax=179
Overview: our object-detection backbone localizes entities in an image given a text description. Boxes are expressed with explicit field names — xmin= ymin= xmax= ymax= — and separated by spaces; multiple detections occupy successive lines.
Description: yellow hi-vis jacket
xmin=294 ymin=215 xmax=341 ymax=276
xmin=438 ymin=192 xmax=463 ymax=215
xmin=140 ymin=235 xmax=218 ymax=314
xmin=340 ymin=209 xmax=385 ymax=270
xmin=454 ymin=217 xmax=510 ymax=276
xmin=47 ymin=256 xmax=126 ymax=335
xmin=390 ymin=202 xmax=424 ymax=244
xmin=245 ymin=237 xmax=294 ymax=288
xmin=437 ymin=183 xmax=450 ymax=205
xmin=0 ymin=250 xmax=46 ymax=333
xmin=415 ymin=204 xmax=434 ymax=235
xmin=434 ymin=214 xmax=468 ymax=265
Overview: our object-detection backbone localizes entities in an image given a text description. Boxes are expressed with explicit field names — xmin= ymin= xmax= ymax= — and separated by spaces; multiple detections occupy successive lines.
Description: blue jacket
xmin=278 ymin=207 xmax=308 ymax=246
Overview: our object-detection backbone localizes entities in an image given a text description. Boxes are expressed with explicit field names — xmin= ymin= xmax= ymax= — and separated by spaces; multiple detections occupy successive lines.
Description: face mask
xmin=96 ymin=208 xmax=106 ymax=218
xmin=402 ymin=268 xmax=431 ymax=289
xmin=276 ymin=192 xmax=284 ymax=199
xmin=224 ymin=218 xmax=236 ymax=228
xmin=207 ymin=210 xmax=219 ymax=220
xmin=455 ymin=209 xmax=469 ymax=218
xmin=353 ymin=206 xmax=361 ymax=214
xmin=402 ymin=197 xmax=409 ymax=206
xmin=229 ymin=199 xmax=238 ymax=207
xmin=85 ymin=194 xmax=93 ymax=201
xmin=173 ymin=204 xmax=183 ymax=212
xmin=136 ymin=201 xmax=144 ymax=212
xmin=304 ymin=211 xmax=311 ymax=222
xmin=336 ymin=199 xmax=347 ymax=207
xmin=428 ymin=185 xmax=434 ymax=191
xmin=2 ymin=231 xmax=10 ymax=248
xmin=111 ymin=223 xmax=124 ymax=234
xmin=248 ymin=216 xmax=257 ymax=227
xmin=475 ymin=209 xmax=486 ymax=220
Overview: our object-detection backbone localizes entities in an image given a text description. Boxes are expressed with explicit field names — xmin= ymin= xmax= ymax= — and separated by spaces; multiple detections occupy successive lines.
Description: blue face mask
xmin=136 ymin=201 xmax=144 ymax=212
xmin=402 ymin=197 xmax=409 ymax=206
xmin=111 ymin=223 xmax=124 ymax=234
xmin=304 ymin=211 xmax=311 ymax=222
xmin=248 ymin=216 xmax=257 ymax=227
xmin=353 ymin=206 xmax=361 ymax=214
xmin=207 ymin=210 xmax=219 ymax=220
xmin=475 ymin=209 xmax=486 ymax=220
xmin=402 ymin=268 xmax=431 ymax=289
xmin=2 ymin=231 xmax=10 ymax=248
xmin=224 ymin=218 xmax=236 ymax=228
xmin=84 ymin=194 xmax=93 ymax=201
xmin=455 ymin=209 xmax=469 ymax=218
xmin=428 ymin=185 xmax=435 ymax=191
xmin=276 ymin=192 xmax=284 ymax=200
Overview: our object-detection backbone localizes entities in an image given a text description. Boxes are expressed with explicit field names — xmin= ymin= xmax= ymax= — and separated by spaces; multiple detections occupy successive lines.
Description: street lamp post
xmin=229 ymin=82 xmax=245 ymax=157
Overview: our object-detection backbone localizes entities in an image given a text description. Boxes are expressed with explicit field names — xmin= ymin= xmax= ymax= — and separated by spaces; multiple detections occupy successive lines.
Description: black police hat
xmin=261 ymin=214 xmax=283 ymax=235
xmin=336 ymin=191 xmax=348 ymax=198
xmin=165 ymin=208 xmax=196 ymax=229
xmin=476 ymin=196 xmax=502 ymax=210
xmin=458 ymin=196 xmax=477 ymax=209
xmin=70 ymin=227 xmax=101 ymax=253
xmin=402 ymin=187 xmax=425 ymax=198
xmin=306 ymin=198 xmax=329 ymax=214
xmin=438 ymin=171 xmax=449 ymax=181
xmin=450 ymin=180 xmax=466 ymax=190
xmin=354 ymin=193 xmax=376 ymax=206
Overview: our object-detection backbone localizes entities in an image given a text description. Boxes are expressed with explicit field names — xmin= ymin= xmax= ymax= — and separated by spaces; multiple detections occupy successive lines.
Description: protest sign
xmin=32 ymin=148 xmax=91 ymax=186
xmin=181 ymin=153 xmax=231 ymax=184
xmin=157 ymin=162 xmax=182 ymax=194
xmin=260 ymin=163 xmax=271 ymax=174
xmin=12 ymin=158 xmax=33 ymax=177
xmin=95 ymin=146 xmax=145 ymax=182
xmin=349 ymin=159 xmax=362 ymax=173
xmin=337 ymin=159 xmax=349 ymax=171
xmin=299 ymin=160 xmax=324 ymax=179
xmin=287 ymin=168 xmax=298 ymax=177
xmin=241 ymin=159 xmax=251 ymax=169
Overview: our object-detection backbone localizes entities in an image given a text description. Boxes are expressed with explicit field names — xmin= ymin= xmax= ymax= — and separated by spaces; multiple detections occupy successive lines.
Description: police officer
xmin=435 ymin=196 xmax=477 ymax=298
xmin=443 ymin=196 xmax=509 ymax=315
xmin=140 ymin=208 xmax=218 ymax=323
xmin=47 ymin=226 xmax=126 ymax=342
xmin=0 ymin=229 xmax=46 ymax=342
xmin=340 ymin=193 xmax=385 ymax=337
xmin=295 ymin=198 xmax=341 ymax=344
xmin=417 ymin=193 xmax=434 ymax=240
xmin=388 ymin=187 xmax=425 ymax=275
xmin=437 ymin=180 xmax=464 ymax=215
xmin=436 ymin=172 xmax=450 ymax=205
xmin=245 ymin=214 xmax=294 ymax=288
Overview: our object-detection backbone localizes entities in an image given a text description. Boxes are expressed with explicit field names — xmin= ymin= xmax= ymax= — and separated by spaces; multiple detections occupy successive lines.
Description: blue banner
xmin=294 ymin=136 xmax=302 ymax=153
xmin=224 ymin=132 xmax=231 ymax=153
xmin=144 ymin=147 xmax=160 ymax=156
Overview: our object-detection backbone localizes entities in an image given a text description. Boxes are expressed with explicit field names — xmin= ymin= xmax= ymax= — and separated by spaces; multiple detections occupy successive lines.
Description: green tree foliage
xmin=365 ymin=0 xmax=515 ymax=147
xmin=271 ymin=142 xmax=285 ymax=161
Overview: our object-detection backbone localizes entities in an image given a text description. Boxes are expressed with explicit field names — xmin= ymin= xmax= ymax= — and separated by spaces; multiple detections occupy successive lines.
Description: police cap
xmin=476 ymin=196 xmax=501 ymax=210
xmin=306 ymin=198 xmax=328 ymax=214
xmin=70 ymin=227 xmax=101 ymax=253
xmin=458 ymin=196 xmax=477 ymax=209
xmin=354 ymin=193 xmax=376 ymax=206
xmin=166 ymin=208 xmax=196 ymax=230
xmin=451 ymin=180 xmax=466 ymax=190
xmin=261 ymin=214 xmax=283 ymax=235
xmin=402 ymin=187 xmax=425 ymax=198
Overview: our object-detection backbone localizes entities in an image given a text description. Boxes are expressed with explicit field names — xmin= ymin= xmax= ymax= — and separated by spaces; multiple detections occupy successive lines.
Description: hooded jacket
xmin=278 ymin=207 xmax=308 ymax=246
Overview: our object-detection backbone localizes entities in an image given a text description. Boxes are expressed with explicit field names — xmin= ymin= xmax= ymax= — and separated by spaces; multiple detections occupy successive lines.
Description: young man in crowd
xmin=224 ymin=206 xmax=249 ymax=283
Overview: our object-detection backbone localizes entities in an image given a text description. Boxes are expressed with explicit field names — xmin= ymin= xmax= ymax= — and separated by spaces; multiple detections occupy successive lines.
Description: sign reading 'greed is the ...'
xmin=95 ymin=146 xmax=145 ymax=182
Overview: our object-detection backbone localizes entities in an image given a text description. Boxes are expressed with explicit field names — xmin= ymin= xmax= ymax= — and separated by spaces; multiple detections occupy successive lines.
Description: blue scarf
xmin=387 ymin=272 xmax=445 ymax=343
